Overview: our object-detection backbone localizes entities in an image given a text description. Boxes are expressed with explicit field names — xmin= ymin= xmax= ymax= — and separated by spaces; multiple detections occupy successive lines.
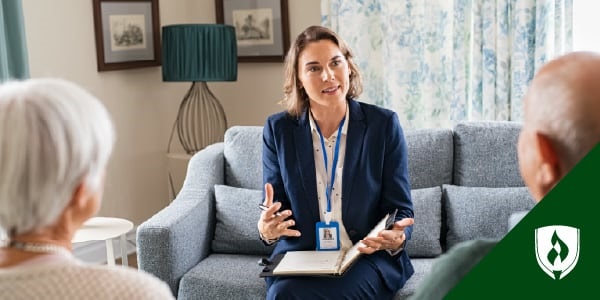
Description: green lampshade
xmin=162 ymin=24 xmax=237 ymax=82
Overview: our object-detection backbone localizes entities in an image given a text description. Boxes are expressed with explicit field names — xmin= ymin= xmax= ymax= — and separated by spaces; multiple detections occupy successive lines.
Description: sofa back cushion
xmin=404 ymin=128 xmax=454 ymax=189
xmin=453 ymin=121 xmax=523 ymax=187
xmin=224 ymin=125 xmax=455 ymax=191
xmin=212 ymin=184 xmax=274 ymax=255
xmin=407 ymin=187 xmax=443 ymax=258
xmin=443 ymin=185 xmax=535 ymax=249
xmin=224 ymin=126 xmax=263 ymax=190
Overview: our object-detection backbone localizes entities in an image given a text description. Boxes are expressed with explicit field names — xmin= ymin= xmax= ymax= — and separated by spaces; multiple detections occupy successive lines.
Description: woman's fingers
xmin=259 ymin=207 xmax=301 ymax=240
xmin=282 ymin=229 xmax=301 ymax=237
xmin=392 ymin=218 xmax=414 ymax=230
xmin=263 ymin=183 xmax=274 ymax=207
xmin=357 ymin=239 xmax=380 ymax=254
xmin=363 ymin=232 xmax=405 ymax=252
xmin=271 ymin=213 xmax=300 ymax=236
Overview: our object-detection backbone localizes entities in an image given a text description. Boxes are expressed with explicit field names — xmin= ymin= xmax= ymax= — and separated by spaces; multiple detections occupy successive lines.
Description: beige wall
xmin=21 ymin=0 xmax=321 ymax=224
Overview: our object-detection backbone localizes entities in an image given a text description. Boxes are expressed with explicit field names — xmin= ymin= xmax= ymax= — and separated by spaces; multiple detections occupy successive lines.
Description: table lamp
xmin=162 ymin=24 xmax=237 ymax=154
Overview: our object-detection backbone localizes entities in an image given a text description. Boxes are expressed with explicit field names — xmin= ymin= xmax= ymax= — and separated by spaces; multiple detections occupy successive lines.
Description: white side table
xmin=73 ymin=217 xmax=134 ymax=267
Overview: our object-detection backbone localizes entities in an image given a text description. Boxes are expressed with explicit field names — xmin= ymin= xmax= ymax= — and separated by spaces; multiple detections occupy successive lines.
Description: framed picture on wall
xmin=216 ymin=0 xmax=290 ymax=63
xmin=92 ymin=0 xmax=161 ymax=71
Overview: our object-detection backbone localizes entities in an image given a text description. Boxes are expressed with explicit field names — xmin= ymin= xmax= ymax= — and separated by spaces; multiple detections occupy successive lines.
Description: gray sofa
xmin=137 ymin=121 xmax=534 ymax=299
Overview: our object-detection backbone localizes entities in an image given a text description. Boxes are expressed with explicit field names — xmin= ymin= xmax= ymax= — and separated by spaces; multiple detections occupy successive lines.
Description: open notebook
xmin=260 ymin=209 xmax=397 ymax=277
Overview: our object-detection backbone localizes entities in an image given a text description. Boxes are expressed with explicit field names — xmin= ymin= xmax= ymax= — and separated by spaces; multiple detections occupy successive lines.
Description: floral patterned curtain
xmin=322 ymin=0 xmax=572 ymax=129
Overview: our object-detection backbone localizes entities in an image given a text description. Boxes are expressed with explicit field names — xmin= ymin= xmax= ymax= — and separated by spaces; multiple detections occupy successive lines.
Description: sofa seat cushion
xmin=212 ymin=185 xmax=274 ymax=255
xmin=179 ymin=254 xmax=266 ymax=300
xmin=407 ymin=187 xmax=442 ymax=258
xmin=443 ymin=185 xmax=535 ymax=249
xmin=393 ymin=258 xmax=438 ymax=299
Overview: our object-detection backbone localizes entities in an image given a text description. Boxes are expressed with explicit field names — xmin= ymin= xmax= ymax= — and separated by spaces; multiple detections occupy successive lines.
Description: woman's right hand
xmin=257 ymin=183 xmax=301 ymax=241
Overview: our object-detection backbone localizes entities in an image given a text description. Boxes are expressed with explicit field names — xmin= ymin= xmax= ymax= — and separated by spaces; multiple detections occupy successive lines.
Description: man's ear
xmin=535 ymin=132 xmax=561 ymax=194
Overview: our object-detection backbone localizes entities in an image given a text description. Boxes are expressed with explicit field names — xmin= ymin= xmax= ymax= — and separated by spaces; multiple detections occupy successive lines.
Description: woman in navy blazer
xmin=258 ymin=26 xmax=414 ymax=299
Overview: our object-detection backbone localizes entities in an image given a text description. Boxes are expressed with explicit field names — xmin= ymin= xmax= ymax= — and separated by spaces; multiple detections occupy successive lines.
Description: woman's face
xmin=297 ymin=39 xmax=350 ymax=107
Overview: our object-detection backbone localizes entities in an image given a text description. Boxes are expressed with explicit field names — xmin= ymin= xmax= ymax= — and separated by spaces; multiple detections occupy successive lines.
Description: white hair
xmin=0 ymin=78 xmax=115 ymax=236
xmin=529 ymin=94 xmax=599 ymax=170
xmin=524 ymin=52 xmax=600 ymax=171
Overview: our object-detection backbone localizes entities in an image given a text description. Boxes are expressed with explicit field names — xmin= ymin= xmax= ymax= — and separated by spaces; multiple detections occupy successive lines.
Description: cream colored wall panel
xmin=20 ymin=0 xmax=321 ymax=225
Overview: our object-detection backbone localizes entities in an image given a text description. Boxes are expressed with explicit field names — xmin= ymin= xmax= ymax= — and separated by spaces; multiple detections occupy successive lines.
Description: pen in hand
xmin=259 ymin=204 xmax=282 ymax=217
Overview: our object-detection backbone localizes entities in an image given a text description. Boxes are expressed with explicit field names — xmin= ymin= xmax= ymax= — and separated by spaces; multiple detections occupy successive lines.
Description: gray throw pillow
xmin=212 ymin=185 xmax=274 ymax=255
xmin=406 ymin=187 xmax=443 ymax=258
xmin=443 ymin=185 xmax=535 ymax=249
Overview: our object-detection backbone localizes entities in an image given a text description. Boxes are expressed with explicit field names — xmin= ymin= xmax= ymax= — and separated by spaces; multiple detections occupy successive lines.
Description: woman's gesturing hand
xmin=257 ymin=183 xmax=302 ymax=241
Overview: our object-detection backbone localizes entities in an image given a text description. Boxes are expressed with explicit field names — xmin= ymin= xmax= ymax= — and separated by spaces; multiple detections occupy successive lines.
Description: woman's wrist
xmin=386 ymin=244 xmax=404 ymax=256
xmin=259 ymin=231 xmax=279 ymax=244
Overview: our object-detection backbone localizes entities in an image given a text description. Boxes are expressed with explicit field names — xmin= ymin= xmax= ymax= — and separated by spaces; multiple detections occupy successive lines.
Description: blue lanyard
xmin=314 ymin=116 xmax=346 ymax=213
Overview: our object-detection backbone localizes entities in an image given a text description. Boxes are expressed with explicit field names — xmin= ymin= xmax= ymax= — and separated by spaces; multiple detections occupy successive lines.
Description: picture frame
xmin=92 ymin=0 xmax=161 ymax=71
xmin=216 ymin=0 xmax=290 ymax=63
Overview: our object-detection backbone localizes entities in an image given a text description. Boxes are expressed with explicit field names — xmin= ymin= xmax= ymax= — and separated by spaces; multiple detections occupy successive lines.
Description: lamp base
xmin=168 ymin=81 xmax=228 ymax=154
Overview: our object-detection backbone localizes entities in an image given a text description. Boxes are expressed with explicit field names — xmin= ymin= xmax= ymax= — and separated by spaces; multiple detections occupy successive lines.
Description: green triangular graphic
xmin=446 ymin=143 xmax=600 ymax=299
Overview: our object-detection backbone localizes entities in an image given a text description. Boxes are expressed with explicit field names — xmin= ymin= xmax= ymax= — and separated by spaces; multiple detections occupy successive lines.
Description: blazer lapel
xmin=294 ymin=111 xmax=320 ymax=222
xmin=342 ymin=100 xmax=366 ymax=219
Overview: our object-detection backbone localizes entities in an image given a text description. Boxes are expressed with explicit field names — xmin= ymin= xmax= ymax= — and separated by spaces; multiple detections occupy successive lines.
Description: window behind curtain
xmin=573 ymin=1 xmax=600 ymax=51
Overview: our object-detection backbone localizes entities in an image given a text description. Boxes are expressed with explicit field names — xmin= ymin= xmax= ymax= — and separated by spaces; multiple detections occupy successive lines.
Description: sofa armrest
xmin=137 ymin=143 xmax=225 ymax=296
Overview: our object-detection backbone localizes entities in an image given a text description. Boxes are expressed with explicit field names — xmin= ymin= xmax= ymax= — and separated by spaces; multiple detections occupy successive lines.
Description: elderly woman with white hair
xmin=0 ymin=78 xmax=174 ymax=299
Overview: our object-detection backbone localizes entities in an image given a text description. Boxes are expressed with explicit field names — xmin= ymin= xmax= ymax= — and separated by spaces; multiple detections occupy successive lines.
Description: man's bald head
xmin=519 ymin=51 xmax=600 ymax=201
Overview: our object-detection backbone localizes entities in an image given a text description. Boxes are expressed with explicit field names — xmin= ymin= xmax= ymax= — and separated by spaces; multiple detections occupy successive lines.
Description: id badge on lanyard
xmin=314 ymin=116 xmax=345 ymax=251
xmin=316 ymin=221 xmax=340 ymax=250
